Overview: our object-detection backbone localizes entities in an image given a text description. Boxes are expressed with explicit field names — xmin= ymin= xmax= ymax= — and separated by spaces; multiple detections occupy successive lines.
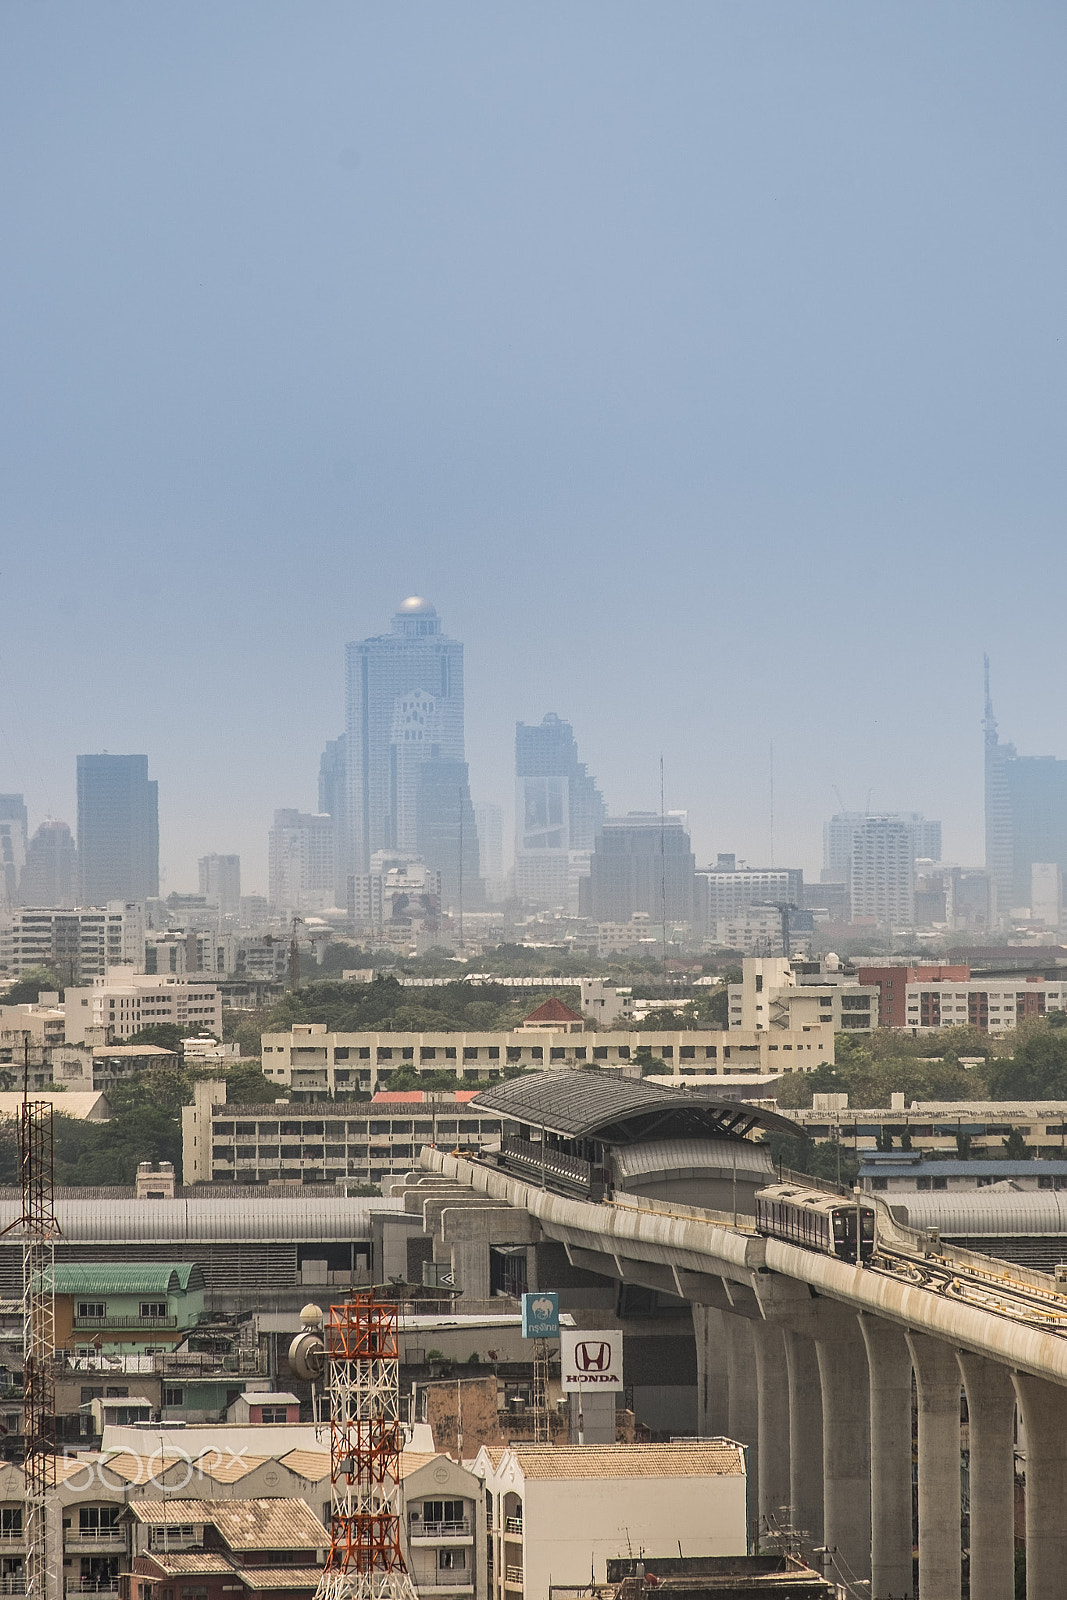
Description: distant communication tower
xmin=318 ymin=1293 xmax=417 ymax=1600
xmin=2 ymin=1063 xmax=59 ymax=1600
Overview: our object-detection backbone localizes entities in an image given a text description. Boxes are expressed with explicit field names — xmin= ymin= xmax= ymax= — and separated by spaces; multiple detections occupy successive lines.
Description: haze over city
xmin=3 ymin=4 xmax=1067 ymax=892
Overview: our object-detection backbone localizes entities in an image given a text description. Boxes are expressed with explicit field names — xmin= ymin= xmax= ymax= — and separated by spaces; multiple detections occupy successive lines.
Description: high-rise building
xmin=19 ymin=820 xmax=78 ymax=908
xmin=474 ymin=801 xmax=505 ymax=902
xmin=514 ymin=713 xmax=605 ymax=910
xmin=985 ymin=659 xmax=1067 ymax=922
xmin=76 ymin=754 xmax=159 ymax=905
xmin=318 ymin=735 xmax=347 ymax=897
xmin=583 ymin=813 xmax=697 ymax=925
xmin=849 ymin=817 xmax=916 ymax=927
xmin=268 ymin=809 xmax=335 ymax=913
xmin=0 ymin=795 xmax=27 ymax=908
xmin=823 ymin=812 xmax=941 ymax=885
xmin=198 ymin=854 xmax=242 ymax=918
xmin=344 ymin=598 xmax=478 ymax=901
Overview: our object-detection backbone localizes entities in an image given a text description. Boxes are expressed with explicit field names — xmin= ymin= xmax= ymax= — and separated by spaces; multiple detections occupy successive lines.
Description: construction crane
xmin=756 ymin=902 xmax=798 ymax=959
xmin=0 ymin=1036 xmax=59 ymax=1599
xmin=288 ymin=915 xmax=304 ymax=990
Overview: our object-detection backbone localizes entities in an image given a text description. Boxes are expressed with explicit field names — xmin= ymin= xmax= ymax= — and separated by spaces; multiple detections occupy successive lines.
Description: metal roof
xmin=472 ymin=1070 xmax=804 ymax=1144
xmin=42 ymin=1263 xmax=204 ymax=1294
xmin=0 ymin=1195 xmax=401 ymax=1245
xmin=893 ymin=1192 xmax=1067 ymax=1236
xmin=612 ymin=1137 xmax=774 ymax=1184
xmin=861 ymin=1159 xmax=1067 ymax=1177
xmin=504 ymin=1442 xmax=746 ymax=1479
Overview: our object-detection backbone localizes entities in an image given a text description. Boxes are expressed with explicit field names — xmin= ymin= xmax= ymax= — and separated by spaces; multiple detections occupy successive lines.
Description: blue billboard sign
xmin=521 ymin=1291 xmax=560 ymax=1339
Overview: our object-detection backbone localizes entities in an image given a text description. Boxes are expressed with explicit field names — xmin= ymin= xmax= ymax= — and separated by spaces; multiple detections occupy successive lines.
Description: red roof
xmin=523 ymin=997 xmax=584 ymax=1024
xmin=372 ymin=1091 xmax=480 ymax=1103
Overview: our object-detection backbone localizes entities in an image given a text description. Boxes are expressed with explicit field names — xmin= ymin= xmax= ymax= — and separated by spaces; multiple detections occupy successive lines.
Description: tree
xmin=986 ymin=1031 xmax=1067 ymax=1101
xmin=1002 ymin=1127 xmax=1032 ymax=1161
xmin=875 ymin=1127 xmax=893 ymax=1153
xmin=633 ymin=1045 xmax=667 ymax=1077
xmin=0 ymin=968 xmax=63 ymax=1006
xmin=955 ymin=1130 xmax=973 ymax=1159
xmin=125 ymin=1023 xmax=186 ymax=1055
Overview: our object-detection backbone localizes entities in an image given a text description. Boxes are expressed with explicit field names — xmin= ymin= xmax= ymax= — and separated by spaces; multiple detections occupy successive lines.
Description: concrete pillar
xmin=957 ymin=1353 xmax=1014 ymax=1600
xmin=692 ymin=1304 xmax=730 ymax=1437
xmin=752 ymin=1320 xmax=791 ymax=1542
xmin=724 ymin=1312 xmax=759 ymax=1543
xmin=906 ymin=1332 xmax=961 ymax=1600
xmin=859 ymin=1315 xmax=913 ymax=1600
xmin=1012 ymin=1372 xmax=1067 ymax=1600
xmin=782 ymin=1328 xmax=823 ymax=1550
xmin=815 ymin=1315 xmax=872 ymax=1588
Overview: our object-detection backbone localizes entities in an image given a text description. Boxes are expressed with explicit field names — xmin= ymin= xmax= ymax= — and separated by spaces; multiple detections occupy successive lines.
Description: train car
xmin=756 ymin=1181 xmax=876 ymax=1263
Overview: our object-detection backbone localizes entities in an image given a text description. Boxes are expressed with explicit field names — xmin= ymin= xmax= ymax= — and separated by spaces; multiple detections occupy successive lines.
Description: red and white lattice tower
xmin=317 ymin=1292 xmax=418 ymax=1600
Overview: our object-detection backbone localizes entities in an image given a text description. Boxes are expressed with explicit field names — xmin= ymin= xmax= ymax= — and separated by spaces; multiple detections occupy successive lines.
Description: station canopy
xmin=472 ymin=1070 xmax=805 ymax=1147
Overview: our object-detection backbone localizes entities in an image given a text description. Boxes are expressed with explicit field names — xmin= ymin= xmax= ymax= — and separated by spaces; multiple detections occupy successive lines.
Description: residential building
xmin=474 ymin=801 xmax=505 ymax=903
xmin=1 ymin=901 xmax=145 ymax=982
xmin=181 ymin=1078 xmax=507 ymax=1186
xmin=268 ymin=809 xmax=336 ymax=913
xmin=259 ymin=1019 xmax=836 ymax=1099
xmin=478 ymin=1442 xmax=748 ymax=1600
xmin=699 ymin=857 xmax=804 ymax=930
xmin=65 ymin=973 xmax=223 ymax=1042
xmin=514 ymin=713 xmax=605 ymax=911
xmin=126 ymin=1496 xmax=327 ymax=1600
xmin=198 ymin=854 xmax=241 ymax=917
xmin=899 ymin=973 xmax=1067 ymax=1033
xmin=47 ymin=1263 xmax=206 ymax=1355
xmin=857 ymin=964 xmax=970 ymax=1028
xmin=0 ymin=795 xmax=27 ymax=908
xmin=727 ymin=957 xmax=879 ymax=1033
xmin=18 ymin=817 xmax=78 ymax=907
xmin=345 ymin=599 xmax=477 ymax=902
xmin=318 ymin=732 xmax=347 ymax=898
xmin=583 ymin=814 xmax=696 ymax=926
xmin=849 ymin=816 xmax=918 ymax=927
xmin=402 ymin=1453 xmax=488 ymax=1600
xmin=1031 ymin=861 xmax=1063 ymax=931
xmin=77 ymin=754 xmax=159 ymax=904
xmin=822 ymin=811 xmax=941 ymax=885
xmin=349 ymin=856 xmax=442 ymax=933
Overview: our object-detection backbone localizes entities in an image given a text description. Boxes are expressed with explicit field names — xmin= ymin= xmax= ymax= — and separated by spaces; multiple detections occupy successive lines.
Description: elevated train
xmin=756 ymin=1181 xmax=876 ymax=1264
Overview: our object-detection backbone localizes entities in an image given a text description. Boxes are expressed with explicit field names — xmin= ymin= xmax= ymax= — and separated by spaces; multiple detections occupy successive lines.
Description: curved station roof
xmin=472 ymin=1070 xmax=805 ymax=1146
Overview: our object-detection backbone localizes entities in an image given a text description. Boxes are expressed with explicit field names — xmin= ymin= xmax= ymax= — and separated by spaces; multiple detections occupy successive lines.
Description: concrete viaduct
xmin=400 ymin=1144 xmax=1067 ymax=1600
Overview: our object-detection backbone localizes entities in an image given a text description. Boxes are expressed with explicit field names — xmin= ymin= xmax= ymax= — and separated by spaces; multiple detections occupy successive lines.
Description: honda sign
xmin=560 ymin=1328 xmax=623 ymax=1391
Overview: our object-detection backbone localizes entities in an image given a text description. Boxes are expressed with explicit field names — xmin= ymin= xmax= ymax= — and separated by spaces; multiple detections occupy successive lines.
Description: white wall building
xmin=268 ymin=809 xmax=336 ymax=913
xmin=849 ymin=817 xmax=917 ymax=927
xmin=728 ymin=957 xmax=879 ymax=1034
xmin=1 ymin=902 xmax=145 ymax=981
xmin=478 ymin=1442 xmax=747 ymax=1600
xmin=65 ymin=973 xmax=223 ymax=1043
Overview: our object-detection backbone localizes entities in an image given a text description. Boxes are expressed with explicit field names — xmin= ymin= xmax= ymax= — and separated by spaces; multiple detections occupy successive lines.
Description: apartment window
xmin=140 ymin=1302 xmax=168 ymax=1319
xmin=0 ymin=1510 xmax=21 ymax=1539
xmin=439 ymin=1551 xmax=467 ymax=1571
xmin=78 ymin=1303 xmax=105 ymax=1320
xmin=163 ymin=1387 xmax=184 ymax=1407
xmin=80 ymin=1506 xmax=120 ymax=1534
xmin=259 ymin=1406 xmax=291 ymax=1424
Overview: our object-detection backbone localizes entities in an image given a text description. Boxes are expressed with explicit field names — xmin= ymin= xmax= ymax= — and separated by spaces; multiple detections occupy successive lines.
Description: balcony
xmin=73 ymin=1314 xmax=178 ymax=1331
xmin=66 ymin=1583 xmax=120 ymax=1597
xmin=411 ymin=1521 xmax=471 ymax=1541
xmin=504 ymin=1566 xmax=524 ymax=1589
xmin=504 ymin=1517 xmax=523 ymax=1537
xmin=416 ymin=1579 xmax=473 ymax=1593
xmin=69 ymin=1530 xmax=124 ymax=1547
xmin=0 ymin=1580 xmax=25 ymax=1596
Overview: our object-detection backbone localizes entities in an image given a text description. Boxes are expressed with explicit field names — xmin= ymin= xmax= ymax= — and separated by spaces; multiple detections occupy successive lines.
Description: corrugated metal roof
xmin=141 ymin=1554 xmax=234 ymax=1576
xmin=241 ymin=1570 xmax=326 ymax=1590
xmin=42 ymin=1263 xmax=204 ymax=1294
xmin=612 ymin=1138 xmax=774 ymax=1183
xmin=0 ymin=1195 xmax=401 ymax=1244
xmin=895 ymin=1192 xmax=1067 ymax=1236
xmin=129 ymin=1498 xmax=327 ymax=1550
xmin=278 ymin=1449 xmax=331 ymax=1482
xmin=473 ymin=1070 xmax=803 ymax=1143
xmin=507 ymin=1443 xmax=746 ymax=1479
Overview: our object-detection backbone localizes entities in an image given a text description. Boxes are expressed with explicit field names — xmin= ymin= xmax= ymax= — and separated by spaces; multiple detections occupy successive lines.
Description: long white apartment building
xmin=792 ymin=1098 xmax=1067 ymax=1160
xmin=728 ymin=956 xmax=879 ymax=1033
xmin=0 ymin=901 xmax=145 ymax=981
xmin=901 ymin=975 xmax=1067 ymax=1032
xmin=261 ymin=1019 xmax=835 ymax=1100
xmin=65 ymin=972 xmax=223 ymax=1042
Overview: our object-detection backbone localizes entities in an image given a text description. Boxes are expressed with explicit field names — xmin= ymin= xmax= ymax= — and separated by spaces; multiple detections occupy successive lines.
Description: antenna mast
xmin=659 ymin=757 xmax=668 ymax=983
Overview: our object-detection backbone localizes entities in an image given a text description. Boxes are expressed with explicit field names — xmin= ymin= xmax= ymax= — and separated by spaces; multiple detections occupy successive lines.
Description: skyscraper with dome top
xmin=344 ymin=597 xmax=479 ymax=908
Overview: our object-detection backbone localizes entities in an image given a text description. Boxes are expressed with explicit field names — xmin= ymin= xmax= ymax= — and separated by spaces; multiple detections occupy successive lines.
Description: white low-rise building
xmin=478 ymin=1442 xmax=748 ymax=1600
xmin=65 ymin=973 xmax=223 ymax=1042
xmin=261 ymin=1019 xmax=835 ymax=1098
xmin=728 ymin=956 xmax=879 ymax=1033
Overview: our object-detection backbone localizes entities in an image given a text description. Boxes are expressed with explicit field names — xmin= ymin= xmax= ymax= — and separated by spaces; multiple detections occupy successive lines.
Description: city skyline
xmin=3 ymin=6 xmax=1066 ymax=893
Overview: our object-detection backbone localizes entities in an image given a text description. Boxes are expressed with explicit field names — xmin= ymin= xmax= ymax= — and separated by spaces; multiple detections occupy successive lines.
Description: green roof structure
xmin=38 ymin=1263 xmax=205 ymax=1295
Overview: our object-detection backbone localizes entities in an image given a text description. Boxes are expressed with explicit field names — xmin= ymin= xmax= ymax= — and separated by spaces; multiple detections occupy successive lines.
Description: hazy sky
xmin=3 ymin=3 xmax=1066 ymax=895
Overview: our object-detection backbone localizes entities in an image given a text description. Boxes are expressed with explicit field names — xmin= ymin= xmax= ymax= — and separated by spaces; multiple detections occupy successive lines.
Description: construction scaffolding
xmin=317 ymin=1292 xmax=417 ymax=1600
